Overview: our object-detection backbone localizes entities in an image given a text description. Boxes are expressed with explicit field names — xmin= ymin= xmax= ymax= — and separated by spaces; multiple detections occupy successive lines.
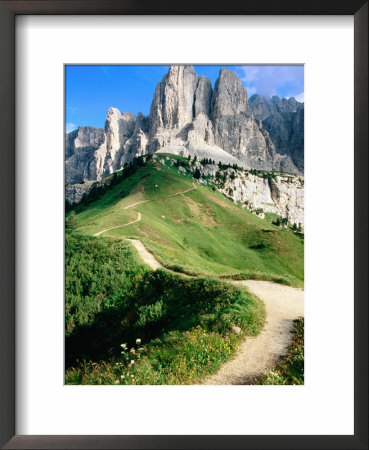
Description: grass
xmin=219 ymin=271 xmax=297 ymax=286
xmin=67 ymin=155 xmax=304 ymax=287
xmin=66 ymin=327 xmax=243 ymax=385
xmin=65 ymin=154 xmax=303 ymax=384
xmin=65 ymin=233 xmax=265 ymax=384
xmin=259 ymin=318 xmax=304 ymax=385
xmin=65 ymin=232 xmax=146 ymax=336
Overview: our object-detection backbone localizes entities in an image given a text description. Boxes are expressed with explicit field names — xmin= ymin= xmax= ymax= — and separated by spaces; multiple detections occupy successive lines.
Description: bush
xmin=65 ymin=233 xmax=146 ymax=337
xmin=65 ymin=211 xmax=77 ymax=231
xmin=65 ymin=238 xmax=266 ymax=382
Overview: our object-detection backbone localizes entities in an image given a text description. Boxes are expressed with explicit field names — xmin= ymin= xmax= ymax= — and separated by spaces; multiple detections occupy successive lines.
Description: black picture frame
xmin=0 ymin=1 xmax=367 ymax=449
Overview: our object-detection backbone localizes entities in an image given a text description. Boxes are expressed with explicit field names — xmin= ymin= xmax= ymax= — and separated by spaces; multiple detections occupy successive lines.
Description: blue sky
xmin=65 ymin=65 xmax=304 ymax=132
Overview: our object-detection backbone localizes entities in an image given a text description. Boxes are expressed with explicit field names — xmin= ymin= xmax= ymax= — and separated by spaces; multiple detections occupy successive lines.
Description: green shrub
xmin=65 ymin=233 xmax=146 ymax=337
xmin=65 ymin=239 xmax=266 ymax=383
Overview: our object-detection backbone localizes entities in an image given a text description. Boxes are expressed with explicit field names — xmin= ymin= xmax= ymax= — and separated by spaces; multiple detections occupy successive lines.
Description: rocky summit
xmin=65 ymin=66 xmax=304 ymax=184
xmin=249 ymin=94 xmax=304 ymax=173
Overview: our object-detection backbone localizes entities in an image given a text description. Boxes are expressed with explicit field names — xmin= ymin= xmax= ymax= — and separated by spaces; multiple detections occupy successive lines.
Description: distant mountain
xmin=249 ymin=94 xmax=304 ymax=173
xmin=66 ymin=66 xmax=303 ymax=184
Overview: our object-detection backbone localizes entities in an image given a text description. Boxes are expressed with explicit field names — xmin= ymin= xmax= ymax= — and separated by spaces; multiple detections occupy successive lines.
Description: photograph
xmin=64 ymin=64 xmax=304 ymax=386
xmin=1 ymin=0 xmax=366 ymax=445
xmin=1 ymin=0 xmax=366 ymax=446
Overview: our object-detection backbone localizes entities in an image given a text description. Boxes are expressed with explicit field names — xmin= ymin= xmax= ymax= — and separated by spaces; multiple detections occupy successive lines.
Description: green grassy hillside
xmin=65 ymin=154 xmax=303 ymax=384
xmin=65 ymin=233 xmax=265 ymax=384
xmin=69 ymin=154 xmax=303 ymax=286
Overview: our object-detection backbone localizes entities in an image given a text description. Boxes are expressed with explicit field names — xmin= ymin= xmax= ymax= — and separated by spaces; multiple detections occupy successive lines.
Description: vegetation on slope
xmin=65 ymin=233 xmax=265 ymax=384
xmin=65 ymin=233 xmax=145 ymax=336
xmin=67 ymin=154 xmax=304 ymax=287
xmin=259 ymin=318 xmax=304 ymax=385
xmin=65 ymin=154 xmax=303 ymax=384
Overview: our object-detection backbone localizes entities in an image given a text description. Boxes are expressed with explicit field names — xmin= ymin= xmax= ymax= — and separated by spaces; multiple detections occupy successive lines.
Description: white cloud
xmin=235 ymin=65 xmax=304 ymax=99
xmin=246 ymin=86 xmax=257 ymax=97
xmin=237 ymin=66 xmax=260 ymax=84
xmin=66 ymin=122 xmax=77 ymax=133
xmin=293 ymin=92 xmax=305 ymax=102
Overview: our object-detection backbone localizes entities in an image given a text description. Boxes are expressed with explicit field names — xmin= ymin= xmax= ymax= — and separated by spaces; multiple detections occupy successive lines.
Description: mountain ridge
xmin=66 ymin=66 xmax=304 ymax=184
xmin=66 ymin=153 xmax=304 ymax=226
xmin=249 ymin=94 xmax=304 ymax=172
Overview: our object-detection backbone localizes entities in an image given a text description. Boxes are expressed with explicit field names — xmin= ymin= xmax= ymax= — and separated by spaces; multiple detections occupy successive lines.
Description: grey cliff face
xmin=249 ymin=94 xmax=304 ymax=173
xmin=66 ymin=65 xmax=304 ymax=184
xmin=65 ymin=127 xmax=105 ymax=184
xmin=211 ymin=68 xmax=251 ymax=117
xmin=249 ymin=94 xmax=301 ymax=121
xmin=65 ymin=109 xmax=150 ymax=184
xmin=215 ymin=168 xmax=304 ymax=226
xmin=149 ymin=65 xmax=200 ymax=133
xmin=210 ymin=69 xmax=297 ymax=173
xmin=194 ymin=76 xmax=212 ymax=117
xmin=247 ymin=95 xmax=274 ymax=121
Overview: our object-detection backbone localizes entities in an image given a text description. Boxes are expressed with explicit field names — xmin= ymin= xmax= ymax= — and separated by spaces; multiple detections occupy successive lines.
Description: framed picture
xmin=0 ymin=1 xmax=367 ymax=449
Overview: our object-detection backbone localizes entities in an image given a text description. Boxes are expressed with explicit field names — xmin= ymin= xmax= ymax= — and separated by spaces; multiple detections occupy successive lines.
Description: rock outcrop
xmin=211 ymin=69 xmax=276 ymax=170
xmin=66 ymin=66 xmax=304 ymax=184
xmin=65 ymin=109 xmax=150 ymax=184
xmin=65 ymin=127 xmax=105 ymax=185
xmin=65 ymin=181 xmax=95 ymax=205
xmin=249 ymin=94 xmax=301 ymax=121
xmin=249 ymin=94 xmax=304 ymax=173
xmin=203 ymin=165 xmax=304 ymax=226
xmin=66 ymin=154 xmax=304 ymax=227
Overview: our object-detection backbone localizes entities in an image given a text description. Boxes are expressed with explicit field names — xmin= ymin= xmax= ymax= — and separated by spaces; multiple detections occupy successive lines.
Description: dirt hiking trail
xmin=123 ymin=200 xmax=150 ymax=210
xmin=92 ymin=182 xmax=304 ymax=384
xmin=204 ymin=280 xmax=304 ymax=385
xmin=93 ymin=213 xmax=141 ymax=236
xmin=93 ymin=182 xmax=197 ymax=237
xmin=169 ymin=182 xmax=197 ymax=196
xmin=126 ymin=239 xmax=163 ymax=271
xmin=124 ymin=238 xmax=304 ymax=385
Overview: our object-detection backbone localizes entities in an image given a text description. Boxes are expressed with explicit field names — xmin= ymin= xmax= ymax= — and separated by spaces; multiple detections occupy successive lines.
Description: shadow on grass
xmin=66 ymin=270 xmax=250 ymax=368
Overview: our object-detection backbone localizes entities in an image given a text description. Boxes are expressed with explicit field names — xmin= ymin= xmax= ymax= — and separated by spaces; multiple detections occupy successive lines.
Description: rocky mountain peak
xmin=66 ymin=65 xmax=304 ymax=184
xmin=211 ymin=68 xmax=251 ymax=117
xmin=150 ymin=65 xmax=200 ymax=132
xmin=167 ymin=64 xmax=195 ymax=79
xmin=249 ymin=94 xmax=304 ymax=173
xmin=250 ymin=94 xmax=303 ymax=121
xmin=194 ymin=75 xmax=212 ymax=117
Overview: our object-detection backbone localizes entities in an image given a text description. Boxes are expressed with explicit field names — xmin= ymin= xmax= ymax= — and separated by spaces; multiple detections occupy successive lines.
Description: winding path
xmin=93 ymin=182 xmax=197 ymax=237
xmin=123 ymin=200 xmax=150 ymax=210
xmin=169 ymin=182 xmax=197 ymax=196
xmin=204 ymin=280 xmax=304 ymax=385
xmin=93 ymin=212 xmax=141 ymax=236
xmin=126 ymin=239 xmax=163 ymax=270
xmin=125 ymin=238 xmax=304 ymax=385
xmin=93 ymin=181 xmax=304 ymax=384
